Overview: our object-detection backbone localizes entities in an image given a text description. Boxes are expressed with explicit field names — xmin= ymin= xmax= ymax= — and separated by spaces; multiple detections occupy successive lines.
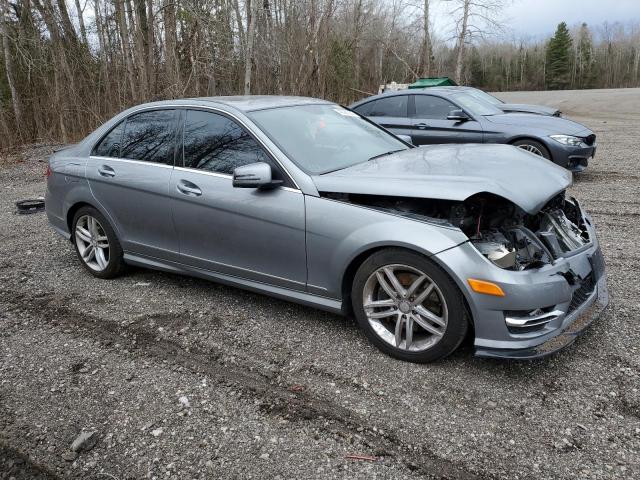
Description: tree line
xmin=0 ymin=0 xmax=639 ymax=148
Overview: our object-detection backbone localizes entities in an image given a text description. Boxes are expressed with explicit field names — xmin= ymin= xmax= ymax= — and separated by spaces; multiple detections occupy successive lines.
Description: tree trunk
xmin=146 ymin=0 xmax=154 ymax=94
xmin=115 ymin=0 xmax=136 ymax=99
xmin=0 ymin=0 xmax=24 ymax=135
xmin=243 ymin=0 xmax=258 ymax=94
xmin=454 ymin=0 xmax=470 ymax=84
xmin=74 ymin=0 xmax=88 ymax=45
xmin=133 ymin=0 xmax=149 ymax=98
xmin=421 ymin=0 xmax=431 ymax=77
xmin=163 ymin=0 xmax=179 ymax=96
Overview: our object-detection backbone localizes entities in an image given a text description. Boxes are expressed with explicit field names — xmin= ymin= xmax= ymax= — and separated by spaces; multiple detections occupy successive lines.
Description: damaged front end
xmin=321 ymin=190 xmax=591 ymax=271
xmin=464 ymin=192 xmax=591 ymax=271
xmin=322 ymin=188 xmax=608 ymax=358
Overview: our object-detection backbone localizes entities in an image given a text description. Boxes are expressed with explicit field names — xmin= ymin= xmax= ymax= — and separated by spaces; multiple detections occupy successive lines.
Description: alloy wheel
xmin=75 ymin=214 xmax=110 ymax=271
xmin=362 ymin=264 xmax=448 ymax=351
xmin=517 ymin=143 xmax=544 ymax=156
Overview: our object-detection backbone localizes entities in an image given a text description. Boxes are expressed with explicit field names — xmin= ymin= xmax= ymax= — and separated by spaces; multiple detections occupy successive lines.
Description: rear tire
xmin=512 ymin=139 xmax=551 ymax=160
xmin=351 ymin=248 xmax=468 ymax=363
xmin=72 ymin=206 xmax=125 ymax=279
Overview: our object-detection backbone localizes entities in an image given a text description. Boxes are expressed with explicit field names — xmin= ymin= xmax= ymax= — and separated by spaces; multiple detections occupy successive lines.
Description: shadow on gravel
xmin=0 ymin=444 xmax=59 ymax=480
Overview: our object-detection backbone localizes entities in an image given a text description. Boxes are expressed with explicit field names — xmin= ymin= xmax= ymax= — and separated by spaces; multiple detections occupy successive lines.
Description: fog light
xmin=468 ymin=278 xmax=506 ymax=297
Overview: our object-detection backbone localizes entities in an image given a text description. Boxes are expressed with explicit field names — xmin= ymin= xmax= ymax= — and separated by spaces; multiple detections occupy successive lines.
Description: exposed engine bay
xmin=321 ymin=191 xmax=591 ymax=270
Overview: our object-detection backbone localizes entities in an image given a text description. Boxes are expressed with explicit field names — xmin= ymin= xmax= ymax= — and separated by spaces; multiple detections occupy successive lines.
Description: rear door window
xmin=369 ymin=96 xmax=408 ymax=117
xmin=120 ymin=109 xmax=177 ymax=164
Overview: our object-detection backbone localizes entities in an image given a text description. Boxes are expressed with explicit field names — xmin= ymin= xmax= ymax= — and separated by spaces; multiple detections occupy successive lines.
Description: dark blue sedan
xmin=350 ymin=89 xmax=596 ymax=172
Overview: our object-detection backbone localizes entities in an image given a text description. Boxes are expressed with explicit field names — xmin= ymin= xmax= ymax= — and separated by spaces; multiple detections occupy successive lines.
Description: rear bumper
xmin=474 ymin=274 xmax=609 ymax=360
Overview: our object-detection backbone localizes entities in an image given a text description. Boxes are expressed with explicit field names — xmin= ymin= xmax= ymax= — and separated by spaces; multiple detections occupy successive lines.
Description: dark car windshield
xmin=451 ymin=93 xmax=503 ymax=116
xmin=464 ymin=88 xmax=503 ymax=106
xmin=248 ymin=104 xmax=409 ymax=175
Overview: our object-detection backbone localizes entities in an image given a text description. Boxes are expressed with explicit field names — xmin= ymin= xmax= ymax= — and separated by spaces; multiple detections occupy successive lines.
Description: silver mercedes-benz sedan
xmin=45 ymin=96 xmax=608 ymax=362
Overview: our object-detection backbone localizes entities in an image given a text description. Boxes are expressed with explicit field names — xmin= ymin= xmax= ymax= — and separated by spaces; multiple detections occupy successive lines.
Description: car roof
xmin=351 ymin=88 xmax=461 ymax=107
xmin=138 ymin=96 xmax=333 ymax=113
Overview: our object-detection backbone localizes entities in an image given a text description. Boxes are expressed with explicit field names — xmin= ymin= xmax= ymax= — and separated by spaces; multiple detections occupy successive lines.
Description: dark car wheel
xmin=512 ymin=139 xmax=551 ymax=160
xmin=352 ymin=248 xmax=468 ymax=363
xmin=72 ymin=206 xmax=126 ymax=279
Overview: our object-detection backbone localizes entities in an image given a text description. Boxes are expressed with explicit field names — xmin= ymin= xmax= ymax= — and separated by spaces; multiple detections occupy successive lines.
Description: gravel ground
xmin=1 ymin=88 xmax=639 ymax=479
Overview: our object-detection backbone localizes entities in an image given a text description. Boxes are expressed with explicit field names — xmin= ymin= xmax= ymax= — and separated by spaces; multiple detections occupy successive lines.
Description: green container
xmin=407 ymin=77 xmax=457 ymax=89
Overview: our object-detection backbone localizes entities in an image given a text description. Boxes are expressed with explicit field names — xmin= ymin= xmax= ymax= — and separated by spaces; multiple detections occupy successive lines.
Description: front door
xmin=87 ymin=108 xmax=179 ymax=260
xmin=410 ymin=94 xmax=484 ymax=146
xmin=170 ymin=108 xmax=307 ymax=291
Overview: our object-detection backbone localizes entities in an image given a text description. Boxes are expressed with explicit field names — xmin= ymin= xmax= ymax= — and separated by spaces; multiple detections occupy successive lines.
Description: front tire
xmin=72 ymin=206 xmax=125 ymax=279
xmin=351 ymin=248 xmax=468 ymax=363
xmin=512 ymin=139 xmax=551 ymax=160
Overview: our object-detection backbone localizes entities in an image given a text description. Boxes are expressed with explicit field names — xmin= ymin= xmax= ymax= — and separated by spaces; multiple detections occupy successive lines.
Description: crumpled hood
xmin=313 ymin=144 xmax=572 ymax=215
xmin=499 ymin=103 xmax=560 ymax=116
xmin=485 ymin=112 xmax=589 ymax=136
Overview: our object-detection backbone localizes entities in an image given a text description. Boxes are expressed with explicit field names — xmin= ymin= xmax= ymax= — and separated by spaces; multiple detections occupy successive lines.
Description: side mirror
xmin=232 ymin=162 xmax=282 ymax=189
xmin=447 ymin=109 xmax=470 ymax=122
xmin=395 ymin=134 xmax=413 ymax=145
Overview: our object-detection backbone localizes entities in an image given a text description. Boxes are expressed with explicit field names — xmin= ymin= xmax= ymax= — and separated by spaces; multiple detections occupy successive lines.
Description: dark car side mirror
xmin=447 ymin=109 xmax=470 ymax=122
xmin=232 ymin=162 xmax=282 ymax=189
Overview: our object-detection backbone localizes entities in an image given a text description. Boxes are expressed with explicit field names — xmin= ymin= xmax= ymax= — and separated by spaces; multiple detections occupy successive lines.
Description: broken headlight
xmin=471 ymin=232 xmax=517 ymax=269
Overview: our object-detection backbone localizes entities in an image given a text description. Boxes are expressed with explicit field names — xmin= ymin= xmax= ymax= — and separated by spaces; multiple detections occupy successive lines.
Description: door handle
xmin=414 ymin=123 xmax=429 ymax=129
xmin=177 ymin=180 xmax=202 ymax=197
xmin=98 ymin=165 xmax=115 ymax=177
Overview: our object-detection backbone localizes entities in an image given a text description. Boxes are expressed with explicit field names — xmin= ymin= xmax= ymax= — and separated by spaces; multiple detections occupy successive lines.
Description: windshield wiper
xmin=368 ymin=149 xmax=405 ymax=161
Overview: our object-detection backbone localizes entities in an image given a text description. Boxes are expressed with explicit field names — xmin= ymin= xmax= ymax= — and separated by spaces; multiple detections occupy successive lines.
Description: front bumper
xmin=546 ymin=139 xmax=596 ymax=173
xmin=475 ymin=273 xmax=608 ymax=359
xmin=432 ymin=211 xmax=609 ymax=360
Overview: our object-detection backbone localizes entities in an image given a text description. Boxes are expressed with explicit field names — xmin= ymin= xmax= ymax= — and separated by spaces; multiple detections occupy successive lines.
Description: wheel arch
xmin=65 ymin=201 xmax=118 ymax=243
xmin=340 ymin=244 xmax=475 ymax=330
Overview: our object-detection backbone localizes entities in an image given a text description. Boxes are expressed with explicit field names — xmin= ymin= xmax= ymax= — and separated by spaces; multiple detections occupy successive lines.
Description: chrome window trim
xmin=114 ymin=103 xmax=302 ymax=191
xmin=89 ymin=155 xmax=174 ymax=169
xmin=174 ymin=165 xmax=231 ymax=179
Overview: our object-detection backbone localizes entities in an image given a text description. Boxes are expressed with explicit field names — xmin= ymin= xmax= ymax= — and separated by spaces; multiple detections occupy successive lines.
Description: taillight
xmin=45 ymin=165 xmax=52 ymax=178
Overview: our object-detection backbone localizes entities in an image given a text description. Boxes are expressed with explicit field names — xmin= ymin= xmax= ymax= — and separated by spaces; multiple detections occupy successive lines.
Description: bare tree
xmin=0 ymin=0 xmax=637 ymax=149
xmin=0 ymin=0 xmax=23 ymax=134
xmin=446 ymin=0 xmax=508 ymax=83
xmin=421 ymin=0 xmax=432 ymax=76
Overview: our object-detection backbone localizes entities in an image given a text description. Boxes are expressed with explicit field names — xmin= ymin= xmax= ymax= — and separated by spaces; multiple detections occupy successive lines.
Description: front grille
xmin=583 ymin=134 xmax=596 ymax=146
xmin=568 ymin=274 xmax=595 ymax=314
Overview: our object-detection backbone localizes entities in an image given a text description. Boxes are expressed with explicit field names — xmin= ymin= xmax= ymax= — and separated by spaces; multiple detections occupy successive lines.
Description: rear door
xmin=87 ymin=108 xmax=179 ymax=260
xmin=170 ymin=108 xmax=307 ymax=290
xmin=410 ymin=95 xmax=484 ymax=145
xmin=354 ymin=95 xmax=412 ymax=137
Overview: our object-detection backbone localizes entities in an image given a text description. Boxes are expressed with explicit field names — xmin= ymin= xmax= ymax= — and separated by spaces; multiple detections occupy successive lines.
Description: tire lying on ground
xmin=15 ymin=199 xmax=45 ymax=215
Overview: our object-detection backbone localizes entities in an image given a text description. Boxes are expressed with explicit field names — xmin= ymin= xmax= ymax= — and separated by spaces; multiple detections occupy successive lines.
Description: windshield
xmin=248 ymin=104 xmax=409 ymax=175
xmin=464 ymin=88 xmax=503 ymax=105
xmin=451 ymin=93 xmax=504 ymax=116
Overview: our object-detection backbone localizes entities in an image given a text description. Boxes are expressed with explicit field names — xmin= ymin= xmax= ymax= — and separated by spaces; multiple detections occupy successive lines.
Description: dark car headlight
xmin=549 ymin=134 xmax=587 ymax=147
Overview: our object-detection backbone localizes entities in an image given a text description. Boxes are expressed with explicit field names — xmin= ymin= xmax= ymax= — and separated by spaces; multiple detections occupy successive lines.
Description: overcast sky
xmin=429 ymin=0 xmax=640 ymax=40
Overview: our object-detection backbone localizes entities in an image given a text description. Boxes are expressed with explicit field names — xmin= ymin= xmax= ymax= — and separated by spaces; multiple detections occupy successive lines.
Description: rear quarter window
xmin=92 ymin=121 xmax=124 ymax=158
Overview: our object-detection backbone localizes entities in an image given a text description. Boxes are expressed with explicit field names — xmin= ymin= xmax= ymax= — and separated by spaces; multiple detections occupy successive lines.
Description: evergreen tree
xmin=545 ymin=22 xmax=573 ymax=90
